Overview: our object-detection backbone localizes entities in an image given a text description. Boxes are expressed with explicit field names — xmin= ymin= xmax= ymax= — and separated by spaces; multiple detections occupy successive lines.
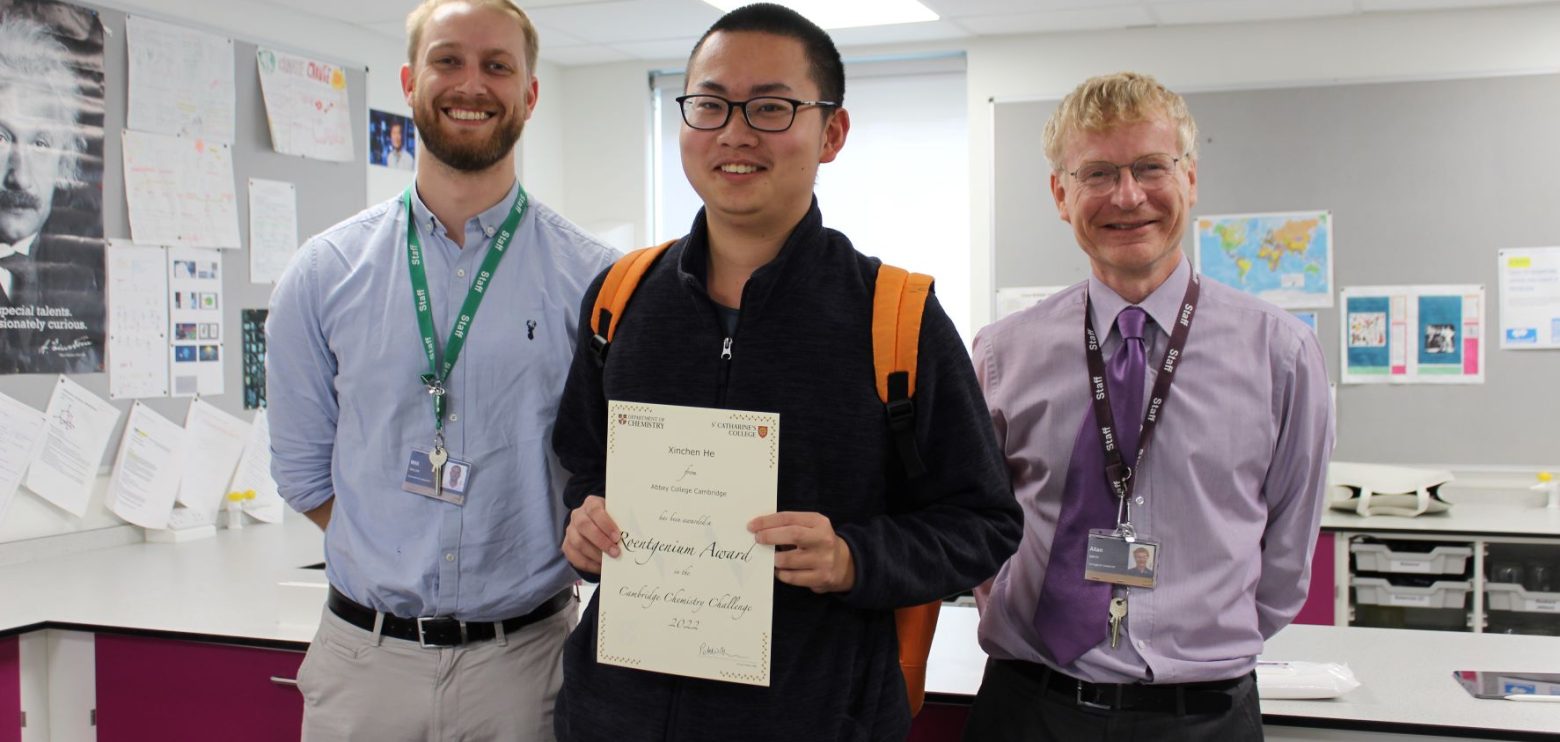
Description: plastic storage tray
xmin=1352 ymin=577 xmax=1471 ymax=609
xmin=1351 ymin=543 xmax=1472 ymax=575
xmin=1486 ymin=583 xmax=1560 ymax=614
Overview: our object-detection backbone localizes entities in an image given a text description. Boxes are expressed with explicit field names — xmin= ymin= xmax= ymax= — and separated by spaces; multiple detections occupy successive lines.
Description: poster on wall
xmin=1340 ymin=285 xmax=1485 ymax=385
xmin=122 ymin=130 xmax=241 ymax=248
xmin=125 ymin=14 xmax=235 ymax=144
xmin=106 ymin=241 xmax=169 ymax=399
xmin=1498 ymin=247 xmax=1560 ymax=350
xmin=369 ymin=109 xmax=416 ymax=171
xmin=256 ymin=47 xmax=354 ymax=162
xmin=166 ymin=247 xmax=224 ymax=396
xmin=0 ymin=0 xmax=106 ymax=375
xmin=240 ymin=308 xmax=266 ymax=410
xmin=1195 ymin=210 xmax=1333 ymax=308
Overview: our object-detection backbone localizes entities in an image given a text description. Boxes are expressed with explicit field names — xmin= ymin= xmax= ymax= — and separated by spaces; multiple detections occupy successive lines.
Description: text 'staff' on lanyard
xmin=1082 ymin=272 xmax=1200 ymax=539
xmin=403 ymin=184 xmax=528 ymax=451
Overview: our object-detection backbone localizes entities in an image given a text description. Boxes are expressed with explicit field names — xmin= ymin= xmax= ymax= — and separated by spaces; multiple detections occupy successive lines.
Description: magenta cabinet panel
xmin=95 ymin=634 xmax=305 ymax=742
xmin=1 ymin=636 xmax=18 ymax=742
xmin=1295 ymin=531 xmax=1337 ymax=626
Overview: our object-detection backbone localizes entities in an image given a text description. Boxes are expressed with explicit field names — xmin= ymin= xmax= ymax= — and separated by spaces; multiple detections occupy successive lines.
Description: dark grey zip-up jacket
xmin=552 ymin=202 xmax=1020 ymax=742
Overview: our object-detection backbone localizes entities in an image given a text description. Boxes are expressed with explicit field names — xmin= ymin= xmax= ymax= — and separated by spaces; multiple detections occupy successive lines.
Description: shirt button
xmin=483 ymin=226 xmax=496 ymax=237
xmin=456 ymin=268 xmax=466 ymax=278
xmin=445 ymin=553 xmax=455 ymax=562
xmin=1135 ymin=496 xmax=1145 ymax=506
xmin=448 ymin=413 xmax=458 ymax=422
xmin=1135 ymin=640 xmax=1146 ymax=649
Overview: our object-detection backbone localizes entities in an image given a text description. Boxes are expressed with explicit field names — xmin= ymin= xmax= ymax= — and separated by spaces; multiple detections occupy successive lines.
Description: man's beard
xmin=413 ymin=95 xmax=523 ymax=173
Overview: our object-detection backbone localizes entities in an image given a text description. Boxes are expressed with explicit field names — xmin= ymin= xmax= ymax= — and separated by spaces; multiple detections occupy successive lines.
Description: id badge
xmin=401 ymin=448 xmax=474 ymax=506
xmin=1084 ymin=529 xmax=1160 ymax=589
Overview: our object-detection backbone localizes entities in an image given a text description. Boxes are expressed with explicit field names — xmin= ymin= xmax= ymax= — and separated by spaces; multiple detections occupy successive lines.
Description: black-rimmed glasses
xmin=676 ymin=94 xmax=840 ymax=133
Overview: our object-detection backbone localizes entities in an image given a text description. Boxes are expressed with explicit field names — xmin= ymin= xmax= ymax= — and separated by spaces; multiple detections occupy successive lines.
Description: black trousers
xmin=962 ymin=660 xmax=1264 ymax=742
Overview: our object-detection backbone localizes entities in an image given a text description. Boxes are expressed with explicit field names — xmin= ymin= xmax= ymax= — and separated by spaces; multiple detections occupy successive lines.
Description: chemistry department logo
xmin=618 ymin=413 xmax=627 ymax=425
xmin=618 ymin=412 xmax=665 ymax=430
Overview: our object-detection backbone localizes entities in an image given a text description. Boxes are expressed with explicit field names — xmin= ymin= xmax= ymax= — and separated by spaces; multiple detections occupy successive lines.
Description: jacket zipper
xmin=716 ymin=336 xmax=734 ymax=406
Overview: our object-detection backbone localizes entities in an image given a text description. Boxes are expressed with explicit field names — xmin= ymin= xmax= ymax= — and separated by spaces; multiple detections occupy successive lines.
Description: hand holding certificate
xmin=594 ymin=401 xmax=779 ymax=687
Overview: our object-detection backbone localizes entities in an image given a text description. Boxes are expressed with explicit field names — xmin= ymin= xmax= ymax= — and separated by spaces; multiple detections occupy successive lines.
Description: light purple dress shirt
xmin=972 ymin=256 xmax=1334 ymax=684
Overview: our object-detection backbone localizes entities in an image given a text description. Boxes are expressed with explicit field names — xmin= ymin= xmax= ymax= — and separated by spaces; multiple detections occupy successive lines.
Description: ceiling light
xmin=701 ymin=1 xmax=938 ymax=30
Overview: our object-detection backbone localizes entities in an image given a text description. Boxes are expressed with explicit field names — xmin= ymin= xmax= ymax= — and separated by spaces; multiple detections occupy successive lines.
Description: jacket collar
xmin=675 ymin=198 xmax=826 ymax=316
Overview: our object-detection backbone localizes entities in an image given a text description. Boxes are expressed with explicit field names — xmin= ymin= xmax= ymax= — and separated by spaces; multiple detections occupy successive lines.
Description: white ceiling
xmin=258 ymin=0 xmax=1560 ymax=66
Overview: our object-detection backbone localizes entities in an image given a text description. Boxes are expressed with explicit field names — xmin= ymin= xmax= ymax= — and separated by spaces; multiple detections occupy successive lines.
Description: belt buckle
xmin=1076 ymin=680 xmax=1112 ymax=711
xmin=415 ymin=616 xmax=467 ymax=648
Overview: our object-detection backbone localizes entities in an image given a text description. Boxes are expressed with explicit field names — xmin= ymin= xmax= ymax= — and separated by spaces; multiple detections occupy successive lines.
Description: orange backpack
xmin=589 ymin=242 xmax=942 ymax=717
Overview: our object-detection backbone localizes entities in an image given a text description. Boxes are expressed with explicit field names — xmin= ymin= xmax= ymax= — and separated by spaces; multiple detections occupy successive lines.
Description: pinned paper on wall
xmin=167 ymin=247 xmax=225 ymax=397
xmin=1293 ymin=311 xmax=1319 ymax=333
xmin=106 ymin=401 xmax=186 ymax=529
xmin=1196 ymin=210 xmax=1334 ymax=308
xmin=995 ymin=286 xmax=1067 ymax=320
xmin=122 ymin=130 xmax=241 ymax=248
xmin=0 ymin=393 xmax=48 ymax=527
xmin=126 ymin=15 xmax=236 ymax=144
xmin=248 ymin=179 xmax=299 ymax=284
xmin=229 ymin=408 xmax=283 ymax=523
xmin=256 ymin=47 xmax=354 ymax=162
xmin=106 ymin=241 xmax=170 ymax=399
xmin=23 ymin=377 xmax=123 ymax=517
xmin=1341 ymin=285 xmax=1484 ymax=384
xmin=1498 ymin=247 xmax=1560 ymax=350
xmin=176 ymin=400 xmax=250 ymax=518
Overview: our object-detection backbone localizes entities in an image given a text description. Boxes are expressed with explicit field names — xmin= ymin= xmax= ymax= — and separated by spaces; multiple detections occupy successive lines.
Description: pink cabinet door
xmin=1294 ymin=531 xmax=1337 ymax=626
xmin=95 ymin=634 xmax=305 ymax=742
xmin=1 ymin=636 xmax=18 ymax=742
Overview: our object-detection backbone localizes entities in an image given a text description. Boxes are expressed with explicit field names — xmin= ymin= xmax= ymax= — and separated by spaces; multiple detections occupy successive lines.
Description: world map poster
xmin=1194 ymin=210 xmax=1333 ymax=308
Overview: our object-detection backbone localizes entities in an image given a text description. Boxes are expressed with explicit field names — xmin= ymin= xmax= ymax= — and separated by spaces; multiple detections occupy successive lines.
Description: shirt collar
xmin=1086 ymin=253 xmax=1192 ymax=338
xmin=0 ymin=232 xmax=38 ymax=261
xmin=407 ymin=180 xmax=522 ymax=242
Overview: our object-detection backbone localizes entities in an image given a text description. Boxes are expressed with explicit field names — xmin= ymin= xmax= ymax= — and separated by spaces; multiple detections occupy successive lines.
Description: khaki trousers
xmin=297 ymin=600 xmax=578 ymax=742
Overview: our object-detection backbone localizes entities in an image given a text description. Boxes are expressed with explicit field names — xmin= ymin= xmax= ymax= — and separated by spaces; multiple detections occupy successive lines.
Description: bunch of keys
xmin=1108 ymin=596 xmax=1127 ymax=649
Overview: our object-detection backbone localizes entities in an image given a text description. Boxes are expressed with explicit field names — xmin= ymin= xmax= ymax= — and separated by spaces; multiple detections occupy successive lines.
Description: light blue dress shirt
xmin=974 ymin=256 xmax=1335 ymax=684
xmin=267 ymin=182 xmax=618 ymax=621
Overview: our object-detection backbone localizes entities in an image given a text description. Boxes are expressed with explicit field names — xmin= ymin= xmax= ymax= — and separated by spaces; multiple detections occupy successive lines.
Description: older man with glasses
xmin=964 ymin=71 xmax=1334 ymax=741
xmin=549 ymin=4 xmax=1020 ymax=740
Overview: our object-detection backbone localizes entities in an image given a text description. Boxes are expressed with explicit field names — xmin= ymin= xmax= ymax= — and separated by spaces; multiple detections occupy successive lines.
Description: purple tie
xmin=1033 ymin=306 xmax=1148 ymax=666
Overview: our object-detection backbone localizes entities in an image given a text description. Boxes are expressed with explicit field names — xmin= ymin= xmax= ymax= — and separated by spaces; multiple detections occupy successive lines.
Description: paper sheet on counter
xmin=176 ymin=400 xmax=249 ymax=517
xmin=229 ymin=408 xmax=283 ymax=523
xmin=23 ymin=377 xmax=123 ymax=517
xmin=0 ymin=393 xmax=48 ymax=526
xmin=106 ymin=402 xmax=186 ymax=529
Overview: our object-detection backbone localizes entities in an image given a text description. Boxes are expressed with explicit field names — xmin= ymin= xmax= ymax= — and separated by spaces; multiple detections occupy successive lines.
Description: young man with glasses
xmin=964 ymin=72 xmax=1333 ymax=740
xmin=549 ymin=4 xmax=1020 ymax=740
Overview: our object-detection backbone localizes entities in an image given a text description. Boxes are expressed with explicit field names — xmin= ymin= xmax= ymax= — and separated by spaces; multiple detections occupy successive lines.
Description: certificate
xmin=598 ymin=401 xmax=779 ymax=686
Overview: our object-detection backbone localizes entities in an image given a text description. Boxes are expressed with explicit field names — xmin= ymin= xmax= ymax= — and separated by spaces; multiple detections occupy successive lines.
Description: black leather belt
xmin=327 ymin=586 xmax=573 ymax=648
xmin=1000 ymin=659 xmax=1250 ymax=714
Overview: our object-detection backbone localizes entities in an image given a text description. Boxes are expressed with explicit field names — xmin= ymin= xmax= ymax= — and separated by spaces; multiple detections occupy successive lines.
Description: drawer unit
xmin=1485 ymin=583 xmax=1560 ymax=614
xmin=1352 ymin=577 xmax=1471 ymax=609
xmin=1350 ymin=543 xmax=1472 ymax=575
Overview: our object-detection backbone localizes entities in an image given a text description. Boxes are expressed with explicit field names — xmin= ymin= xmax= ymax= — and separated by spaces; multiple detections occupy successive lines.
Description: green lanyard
xmin=403 ymin=184 xmax=528 ymax=444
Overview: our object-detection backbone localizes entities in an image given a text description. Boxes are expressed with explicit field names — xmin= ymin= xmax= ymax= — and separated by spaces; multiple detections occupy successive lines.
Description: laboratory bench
xmin=1 ymin=502 xmax=1558 ymax=741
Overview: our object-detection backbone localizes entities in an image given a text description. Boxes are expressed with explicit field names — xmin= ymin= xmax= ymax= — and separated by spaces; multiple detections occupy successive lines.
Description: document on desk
xmin=0 ymin=393 xmax=48 ymax=526
xmin=229 ymin=408 xmax=284 ymax=523
xmin=25 ymin=377 xmax=123 ymax=517
xmin=107 ymin=402 xmax=186 ymax=529
xmin=598 ymin=401 xmax=778 ymax=687
xmin=176 ymin=400 xmax=250 ymax=517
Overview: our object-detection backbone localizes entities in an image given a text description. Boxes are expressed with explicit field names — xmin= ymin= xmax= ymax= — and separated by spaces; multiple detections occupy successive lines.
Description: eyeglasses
xmin=675 ymin=94 xmax=840 ymax=133
xmin=1065 ymin=153 xmax=1186 ymax=194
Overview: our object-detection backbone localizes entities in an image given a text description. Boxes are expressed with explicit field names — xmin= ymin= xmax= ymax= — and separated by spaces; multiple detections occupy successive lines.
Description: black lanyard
xmin=1083 ymin=272 xmax=1200 ymax=528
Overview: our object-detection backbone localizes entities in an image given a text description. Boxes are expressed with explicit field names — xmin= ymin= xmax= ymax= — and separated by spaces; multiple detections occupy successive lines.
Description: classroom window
xmin=650 ymin=55 xmax=973 ymax=342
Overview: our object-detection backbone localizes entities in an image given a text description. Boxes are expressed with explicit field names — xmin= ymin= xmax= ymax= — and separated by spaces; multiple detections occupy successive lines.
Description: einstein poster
xmin=0 ymin=0 xmax=105 ymax=375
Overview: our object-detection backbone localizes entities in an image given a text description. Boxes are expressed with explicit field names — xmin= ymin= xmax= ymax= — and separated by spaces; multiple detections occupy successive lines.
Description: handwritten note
xmin=123 ymin=130 xmax=241 ymax=248
xmin=126 ymin=15 xmax=236 ymax=143
xmin=248 ymin=179 xmax=299 ymax=284
xmin=256 ymin=47 xmax=354 ymax=162
xmin=106 ymin=241 xmax=170 ymax=399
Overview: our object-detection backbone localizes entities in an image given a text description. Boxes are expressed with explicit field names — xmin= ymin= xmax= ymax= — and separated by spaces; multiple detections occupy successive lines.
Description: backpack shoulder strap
xmin=588 ymin=240 xmax=675 ymax=364
xmin=871 ymin=263 xmax=933 ymax=480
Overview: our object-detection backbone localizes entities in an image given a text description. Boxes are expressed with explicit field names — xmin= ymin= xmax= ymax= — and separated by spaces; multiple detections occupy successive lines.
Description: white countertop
xmin=1322 ymin=499 xmax=1560 ymax=537
xmin=4 ymin=516 xmax=1559 ymax=737
xmin=927 ymin=605 xmax=1560 ymax=736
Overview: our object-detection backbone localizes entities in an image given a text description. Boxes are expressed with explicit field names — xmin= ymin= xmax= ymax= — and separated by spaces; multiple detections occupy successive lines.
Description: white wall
xmin=546 ymin=2 xmax=1560 ymax=330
